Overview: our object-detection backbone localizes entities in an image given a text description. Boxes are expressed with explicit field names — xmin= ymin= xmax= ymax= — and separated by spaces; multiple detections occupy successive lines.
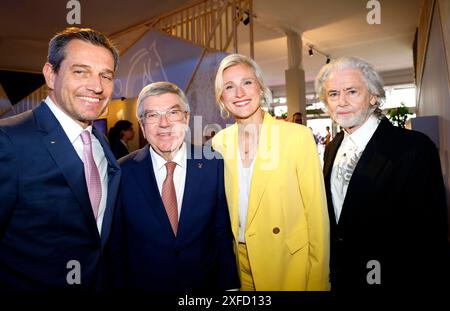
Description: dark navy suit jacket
xmin=0 ymin=102 xmax=121 ymax=292
xmin=108 ymin=144 xmax=239 ymax=292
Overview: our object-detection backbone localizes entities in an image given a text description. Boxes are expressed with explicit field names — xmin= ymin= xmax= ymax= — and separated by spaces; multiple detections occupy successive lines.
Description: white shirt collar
xmin=149 ymin=142 xmax=187 ymax=172
xmin=45 ymin=96 xmax=92 ymax=142
xmin=343 ymin=114 xmax=380 ymax=151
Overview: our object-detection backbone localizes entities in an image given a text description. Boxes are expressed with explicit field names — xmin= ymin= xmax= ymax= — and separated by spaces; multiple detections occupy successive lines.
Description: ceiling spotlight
xmin=326 ymin=57 xmax=331 ymax=64
xmin=242 ymin=12 xmax=250 ymax=25
xmin=308 ymin=47 xmax=314 ymax=56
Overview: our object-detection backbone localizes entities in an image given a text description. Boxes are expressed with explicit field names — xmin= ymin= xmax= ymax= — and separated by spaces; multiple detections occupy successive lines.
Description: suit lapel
xmin=131 ymin=146 xmax=176 ymax=238
xmin=323 ymin=131 xmax=344 ymax=181
xmin=339 ymin=118 xmax=393 ymax=223
xmin=93 ymin=127 xmax=121 ymax=246
xmin=219 ymin=125 xmax=240 ymax=241
xmin=246 ymin=114 xmax=275 ymax=229
xmin=323 ymin=131 xmax=344 ymax=227
xmin=34 ymin=103 xmax=99 ymax=239
xmin=177 ymin=145 xmax=202 ymax=239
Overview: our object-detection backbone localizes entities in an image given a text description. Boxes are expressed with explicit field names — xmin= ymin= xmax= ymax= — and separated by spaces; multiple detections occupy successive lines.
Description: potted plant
xmin=388 ymin=103 xmax=412 ymax=128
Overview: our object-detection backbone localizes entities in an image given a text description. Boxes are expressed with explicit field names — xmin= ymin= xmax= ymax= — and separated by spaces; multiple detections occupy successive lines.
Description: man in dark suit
xmin=109 ymin=81 xmax=239 ymax=292
xmin=315 ymin=57 xmax=448 ymax=297
xmin=0 ymin=27 xmax=120 ymax=292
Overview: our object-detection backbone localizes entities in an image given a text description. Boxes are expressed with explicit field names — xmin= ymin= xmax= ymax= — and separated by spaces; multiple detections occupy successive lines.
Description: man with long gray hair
xmin=316 ymin=56 xmax=448 ymax=297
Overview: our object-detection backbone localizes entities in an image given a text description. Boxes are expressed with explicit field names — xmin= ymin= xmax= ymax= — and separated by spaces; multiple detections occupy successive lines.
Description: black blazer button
xmin=273 ymin=227 xmax=280 ymax=234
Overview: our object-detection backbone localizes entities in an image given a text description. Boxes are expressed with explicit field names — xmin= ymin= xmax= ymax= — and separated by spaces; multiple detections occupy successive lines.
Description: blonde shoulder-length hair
xmin=214 ymin=53 xmax=272 ymax=119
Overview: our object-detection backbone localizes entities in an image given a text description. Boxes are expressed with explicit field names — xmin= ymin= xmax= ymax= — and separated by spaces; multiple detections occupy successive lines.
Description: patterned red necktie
xmin=162 ymin=161 xmax=178 ymax=235
xmin=80 ymin=130 xmax=102 ymax=219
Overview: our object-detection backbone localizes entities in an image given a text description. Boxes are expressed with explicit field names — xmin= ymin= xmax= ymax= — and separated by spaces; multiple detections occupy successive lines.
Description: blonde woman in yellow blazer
xmin=212 ymin=54 xmax=330 ymax=291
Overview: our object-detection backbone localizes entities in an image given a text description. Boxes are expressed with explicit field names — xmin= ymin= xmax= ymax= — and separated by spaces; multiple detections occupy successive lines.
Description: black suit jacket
xmin=0 ymin=102 xmax=121 ymax=292
xmin=108 ymin=144 xmax=239 ymax=292
xmin=109 ymin=139 xmax=129 ymax=160
xmin=323 ymin=118 xmax=448 ymax=295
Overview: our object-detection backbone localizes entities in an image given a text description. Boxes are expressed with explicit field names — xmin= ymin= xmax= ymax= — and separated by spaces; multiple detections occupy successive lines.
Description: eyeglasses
xmin=141 ymin=109 xmax=187 ymax=124
xmin=326 ymin=87 xmax=362 ymax=102
xmin=223 ymin=78 xmax=258 ymax=95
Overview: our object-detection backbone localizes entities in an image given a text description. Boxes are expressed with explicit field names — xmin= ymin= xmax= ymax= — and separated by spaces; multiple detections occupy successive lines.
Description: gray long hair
xmin=315 ymin=56 xmax=386 ymax=118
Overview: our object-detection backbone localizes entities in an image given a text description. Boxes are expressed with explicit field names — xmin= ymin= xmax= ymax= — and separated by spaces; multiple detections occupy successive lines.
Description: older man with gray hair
xmin=316 ymin=57 xmax=448 ymax=297
xmin=108 ymin=81 xmax=239 ymax=291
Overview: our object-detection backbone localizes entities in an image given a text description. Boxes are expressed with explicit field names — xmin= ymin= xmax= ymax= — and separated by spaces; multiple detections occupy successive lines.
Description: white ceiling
xmin=0 ymin=0 xmax=422 ymax=91
xmin=238 ymin=0 xmax=422 ymax=88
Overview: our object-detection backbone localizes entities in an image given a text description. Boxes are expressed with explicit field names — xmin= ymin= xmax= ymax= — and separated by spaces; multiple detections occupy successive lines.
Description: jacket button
xmin=273 ymin=227 xmax=280 ymax=234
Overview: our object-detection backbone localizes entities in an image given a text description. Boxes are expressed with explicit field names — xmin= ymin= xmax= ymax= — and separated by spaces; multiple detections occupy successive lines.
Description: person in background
xmin=316 ymin=56 xmax=448 ymax=297
xmin=0 ymin=27 xmax=120 ymax=292
xmin=109 ymin=81 xmax=239 ymax=291
xmin=292 ymin=112 xmax=303 ymax=125
xmin=321 ymin=126 xmax=331 ymax=145
xmin=212 ymin=54 xmax=329 ymax=291
xmin=108 ymin=120 xmax=135 ymax=159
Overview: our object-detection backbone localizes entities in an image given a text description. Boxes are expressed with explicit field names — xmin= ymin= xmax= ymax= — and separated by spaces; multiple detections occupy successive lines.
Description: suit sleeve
xmin=0 ymin=129 xmax=17 ymax=238
xmin=214 ymin=158 xmax=240 ymax=290
xmin=403 ymin=136 xmax=448 ymax=283
xmin=296 ymin=128 xmax=330 ymax=291
xmin=105 ymin=181 xmax=127 ymax=289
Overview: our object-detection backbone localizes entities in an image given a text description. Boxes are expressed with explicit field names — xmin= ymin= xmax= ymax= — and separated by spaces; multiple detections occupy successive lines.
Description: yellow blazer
xmin=213 ymin=113 xmax=330 ymax=290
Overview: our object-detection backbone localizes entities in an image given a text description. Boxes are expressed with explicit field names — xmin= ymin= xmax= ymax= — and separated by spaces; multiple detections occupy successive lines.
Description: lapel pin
xmin=50 ymin=141 xmax=55 ymax=144
xmin=197 ymin=163 xmax=203 ymax=169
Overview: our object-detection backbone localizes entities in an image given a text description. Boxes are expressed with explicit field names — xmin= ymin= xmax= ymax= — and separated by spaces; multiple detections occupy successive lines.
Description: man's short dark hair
xmin=47 ymin=27 xmax=119 ymax=73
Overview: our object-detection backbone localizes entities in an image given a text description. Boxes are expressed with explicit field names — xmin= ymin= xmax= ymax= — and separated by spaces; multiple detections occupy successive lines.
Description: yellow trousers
xmin=238 ymin=243 xmax=255 ymax=291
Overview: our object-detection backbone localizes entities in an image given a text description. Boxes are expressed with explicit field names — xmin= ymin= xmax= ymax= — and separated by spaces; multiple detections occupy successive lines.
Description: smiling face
xmin=324 ymin=68 xmax=377 ymax=134
xmin=140 ymin=93 xmax=189 ymax=161
xmin=43 ymin=39 xmax=115 ymax=128
xmin=221 ymin=63 xmax=263 ymax=124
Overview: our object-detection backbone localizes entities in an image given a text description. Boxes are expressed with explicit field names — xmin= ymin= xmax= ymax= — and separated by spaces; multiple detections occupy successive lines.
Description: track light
xmin=242 ymin=12 xmax=250 ymax=25
xmin=237 ymin=9 xmax=252 ymax=26
xmin=306 ymin=43 xmax=332 ymax=64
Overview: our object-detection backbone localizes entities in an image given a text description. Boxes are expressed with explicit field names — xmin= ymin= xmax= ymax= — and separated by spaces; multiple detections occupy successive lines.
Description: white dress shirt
xmin=237 ymin=146 xmax=255 ymax=243
xmin=150 ymin=143 xmax=187 ymax=218
xmin=330 ymin=115 xmax=380 ymax=222
xmin=45 ymin=96 xmax=108 ymax=234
